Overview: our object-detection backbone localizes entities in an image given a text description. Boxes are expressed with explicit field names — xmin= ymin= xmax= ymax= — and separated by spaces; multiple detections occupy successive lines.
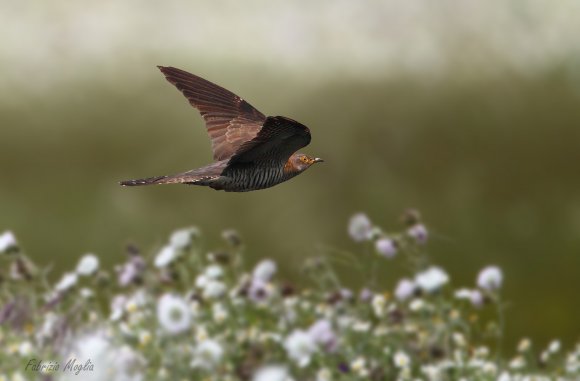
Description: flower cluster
xmin=0 ymin=213 xmax=578 ymax=381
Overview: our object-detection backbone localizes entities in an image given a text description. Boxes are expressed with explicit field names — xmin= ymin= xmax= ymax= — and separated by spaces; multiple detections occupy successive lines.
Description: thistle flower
xmin=394 ymin=278 xmax=416 ymax=301
xmin=0 ymin=231 xmax=18 ymax=253
xmin=76 ymin=254 xmax=99 ymax=276
xmin=407 ymin=223 xmax=428 ymax=244
xmin=157 ymin=294 xmax=192 ymax=335
xmin=308 ymin=320 xmax=337 ymax=352
xmin=454 ymin=288 xmax=484 ymax=307
xmin=348 ymin=213 xmax=373 ymax=242
xmin=284 ymin=330 xmax=317 ymax=367
xmin=116 ymin=254 xmax=146 ymax=287
xmin=415 ymin=266 xmax=449 ymax=293
xmin=253 ymin=259 xmax=277 ymax=282
xmin=191 ymin=339 xmax=223 ymax=370
xmin=375 ymin=237 xmax=397 ymax=258
xmin=202 ymin=280 xmax=227 ymax=299
xmin=169 ymin=227 xmax=199 ymax=249
xmin=477 ymin=266 xmax=503 ymax=291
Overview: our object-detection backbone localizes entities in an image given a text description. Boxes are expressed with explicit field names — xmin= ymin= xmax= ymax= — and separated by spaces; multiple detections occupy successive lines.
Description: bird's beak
xmin=313 ymin=157 xmax=324 ymax=163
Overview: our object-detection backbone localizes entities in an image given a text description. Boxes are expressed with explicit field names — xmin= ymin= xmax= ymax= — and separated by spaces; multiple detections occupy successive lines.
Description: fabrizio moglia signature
xmin=25 ymin=358 xmax=94 ymax=375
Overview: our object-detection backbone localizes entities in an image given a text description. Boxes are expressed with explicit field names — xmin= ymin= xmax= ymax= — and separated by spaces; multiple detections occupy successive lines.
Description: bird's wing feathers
xmin=228 ymin=116 xmax=311 ymax=164
xmin=158 ymin=66 xmax=266 ymax=161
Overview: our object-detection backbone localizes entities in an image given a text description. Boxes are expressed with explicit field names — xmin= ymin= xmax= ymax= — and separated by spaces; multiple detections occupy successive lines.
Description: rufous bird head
xmin=286 ymin=153 xmax=324 ymax=174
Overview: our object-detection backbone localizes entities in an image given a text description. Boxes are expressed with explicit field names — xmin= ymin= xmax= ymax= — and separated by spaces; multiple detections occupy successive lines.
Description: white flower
xmin=375 ymin=238 xmax=397 ymax=258
xmin=191 ymin=339 xmax=223 ymax=370
xmin=421 ymin=365 xmax=441 ymax=381
xmin=509 ymin=356 xmax=526 ymax=369
xmin=415 ymin=266 xmax=449 ymax=293
xmin=202 ymin=280 xmax=227 ymax=299
xmin=394 ymin=350 xmax=411 ymax=368
xmin=316 ymin=368 xmax=332 ymax=381
xmin=477 ymin=266 xmax=503 ymax=291
xmin=55 ymin=272 xmax=78 ymax=292
xmin=205 ymin=264 xmax=223 ymax=279
xmin=212 ymin=303 xmax=228 ymax=324
xmin=18 ymin=341 xmax=33 ymax=356
xmin=169 ymin=227 xmax=198 ymax=249
xmin=253 ymin=365 xmax=290 ymax=381
xmin=154 ymin=245 xmax=177 ymax=268
xmin=348 ymin=213 xmax=373 ymax=241
xmin=454 ymin=288 xmax=484 ymax=307
xmin=0 ymin=231 xmax=18 ymax=252
xmin=157 ymin=294 xmax=192 ymax=335
xmin=394 ymin=278 xmax=416 ymax=301
xmin=284 ymin=330 xmax=317 ymax=367
xmin=548 ymin=340 xmax=561 ymax=353
xmin=372 ymin=294 xmax=386 ymax=317
xmin=351 ymin=357 xmax=368 ymax=377
xmin=76 ymin=254 xmax=99 ymax=276
xmin=253 ymin=259 xmax=277 ymax=281
xmin=517 ymin=338 xmax=531 ymax=352
xmin=497 ymin=372 xmax=512 ymax=381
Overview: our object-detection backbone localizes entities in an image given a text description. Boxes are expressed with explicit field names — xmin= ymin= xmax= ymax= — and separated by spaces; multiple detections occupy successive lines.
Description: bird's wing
xmin=228 ymin=116 xmax=311 ymax=164
xmin=158 ymin=66 xmax=267 ymax=161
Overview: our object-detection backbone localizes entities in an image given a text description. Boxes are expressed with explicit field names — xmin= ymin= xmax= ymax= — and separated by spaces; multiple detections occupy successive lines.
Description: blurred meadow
xmin=1 ymin=0 xmax=580 ymax=349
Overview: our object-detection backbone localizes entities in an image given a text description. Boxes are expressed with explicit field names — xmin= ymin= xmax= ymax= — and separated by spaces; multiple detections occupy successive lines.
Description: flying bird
xmin=120 ymin=66 xmax=323 ymax=192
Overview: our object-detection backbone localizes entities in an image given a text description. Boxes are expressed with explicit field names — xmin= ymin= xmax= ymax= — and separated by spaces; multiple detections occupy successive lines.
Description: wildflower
xmin=372 ymin=294 xmax=387 ymax=317
xmin=191 ymin=339 xmax=223 ymax=370
xmin=154 ymin=245 xmax=177 ymax=268
xmin=393 ymin=350 xmax=411 ymax=368
xmin=76 ymin=254 xmax=99 ymax=276
xmin=284 ymin=329 xmax=317 ymax=367
xmin=202 ymin=280 xmax=227 ymax=299
xmin=375 ymin=238 xmax=397 ymax=258
xmin=548 ymin=339 xmax=561 ymax=353
xmin=169 ymin=227 xmax=198 ymax=249
xmin=477 ymin=266 xmax=503 ymax=291
xmin=212 ymin=303 xmax=228 ymax=324
xmin=253 ymin=365 xmax=290 ymax=381
xmin=497 ymin=372 xmax=512 ymax=381
xmin=80 ymin=288 xmax=94 ymax=299
xmin=394 ymin=278 xmax=416 ymax=301
xmin=55 ymin=272 xmax=78 ymax=292
xmin=415 ymin=266 xmax=449 ymax=293
xmin=509 ymin=356 xmax=526 ymax=369
xmin=205 ymin=264 xmax=224 ymax=279
xmin=138 ymin=330 xmax=152 ymax=346
xmin=316 ymin=368 xmax=332 ymax=381
xmin=517 ymin=338 xmax=531 ymax=352
xmin=116 ymin=253 xmax=146 ymax=287
xmin=157 ymin=294 xmax=192 ymax=335
xmin=253 ymin=259 xmax=277 ymax=281
xmin=222 ymin=229 xmax=242 ymax=247
xmin=308 ymin=320 xmax=337 ymax=352
xmin=407 ymin=223 xmax=428 ymax=244
xmin=359 ymin=288 xmax=373 ymax=302
xmin=18 ymin=341 xmax=33 ymax=356
xmin=348 ymin=213 xmax=373 ymax=241
xmin=454 ymin=288 xmax=484 ymax=307
xmin=350 ymin=357 xmax=369 ymax=377
xmin=421 ymin=365 xmax=441 ymax=380
xmin=0 ymin=231 xmax=17 ymax=253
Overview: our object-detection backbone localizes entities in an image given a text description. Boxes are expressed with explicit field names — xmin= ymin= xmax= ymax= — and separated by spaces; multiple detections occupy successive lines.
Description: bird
xmin=120 ymin=66 xmax=323 ymax=192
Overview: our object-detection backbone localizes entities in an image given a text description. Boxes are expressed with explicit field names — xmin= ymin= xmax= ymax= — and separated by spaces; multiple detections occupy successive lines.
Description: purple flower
xmin=116 ymin=254 xmax=146 ymax=287
xmin=407 ymin=224 xmax=428 ymax=244
xmin=394 ymin=278 xmax=416 ymax=301
xmin=375 ymin=238 xmax=397 ymax=258
xmin=477 ymin=266 xmax=503 ymax=291
xmin=308 ymin=319 xmax=338 ymax=352
xmin=359 ymin=288 xmax=373 ymax=302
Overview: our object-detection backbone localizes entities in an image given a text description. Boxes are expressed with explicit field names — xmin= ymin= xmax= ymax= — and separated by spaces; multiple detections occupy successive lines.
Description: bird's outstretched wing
xmin=228 ymin=116 xmax=311 ymax=164
xmin=158 ymin=66 xmax=266 ymax=161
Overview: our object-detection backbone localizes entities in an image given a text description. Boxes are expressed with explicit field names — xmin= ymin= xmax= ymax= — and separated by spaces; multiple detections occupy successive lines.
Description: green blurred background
xmin=1 ymin=1 xmax=579 ymax=348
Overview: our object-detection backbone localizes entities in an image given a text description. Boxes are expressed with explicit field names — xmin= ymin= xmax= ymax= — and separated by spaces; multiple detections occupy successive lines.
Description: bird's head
xmin=288 ymin=153 xmax=324 ymax=173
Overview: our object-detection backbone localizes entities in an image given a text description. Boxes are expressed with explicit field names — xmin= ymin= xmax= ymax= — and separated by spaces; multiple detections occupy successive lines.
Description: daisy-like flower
xmin=202 ymin=280 xmax=227 ymax=299
xmin=394 ymin=350 xmax=411 ymax=368
xmin=169 ymin=227 xmax=199 ymax=249
xmin=375 ymin=238 xmax=397 ymax=258
xmin=253 ymin=259 xmax=277 ymax=282
xmin=76 ymin=254 xmax=99 ymax=276
xmin=350 ymin=357 xmax=368 ymax=377
xmin=154 ymin=245 xmax=177 ymax=268
xmin=372 ymin=294 xmax=387 ymax=317
xmin=284 ymin=330 xmax=317 ymax=367
xmin=316 ymin=368 xmax=332 ymax=381
xmin=55 ymin=272 xmax=78 ymax=292
xmin=191 ymin=339 xmax=223 ymax=370
xmin=548 ymin=340 xmax=561 ymax=353
xmin=253 ymin=365 xmax=290 ymax=381
xmin=415 ymin=266 xmax=449 ymax=293
xmin=0 ymin=231 xmax=18 ymax=253
xmin=348 ymin=213 xmax=373 ymax=242
xmin=157 ymin=294 xmax=192 ymax=335
xmin=477 ymin=266 xmax=503 ymax=291
xmin=394 ymin=278 xmax=416 ymax=301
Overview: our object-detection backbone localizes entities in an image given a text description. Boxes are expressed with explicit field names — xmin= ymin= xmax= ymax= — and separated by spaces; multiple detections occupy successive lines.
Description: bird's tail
xmin=120 ymin=162 xmax=227 ymax=187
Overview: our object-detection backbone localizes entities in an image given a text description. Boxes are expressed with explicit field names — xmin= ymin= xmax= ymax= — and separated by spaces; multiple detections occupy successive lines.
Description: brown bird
xmin=120 ymin=66 xmax=323 ymax=192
